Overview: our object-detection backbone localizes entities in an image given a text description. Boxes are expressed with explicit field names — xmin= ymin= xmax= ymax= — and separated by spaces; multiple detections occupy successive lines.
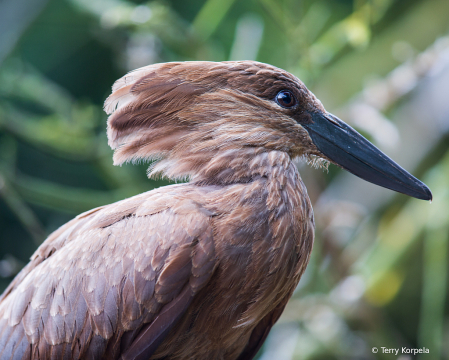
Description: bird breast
xmin=153 ymin=150 xmax=315 ymax=359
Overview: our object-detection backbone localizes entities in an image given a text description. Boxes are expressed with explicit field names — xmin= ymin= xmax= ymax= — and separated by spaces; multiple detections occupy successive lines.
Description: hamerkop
xmin=0 ymin=61 xmax=432 ymax=359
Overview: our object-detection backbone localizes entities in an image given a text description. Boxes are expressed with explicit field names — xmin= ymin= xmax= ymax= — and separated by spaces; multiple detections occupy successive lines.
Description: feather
xmin=0 ymin=61 xmax=319 ymax=360
xmin=121 ymin=285 xmax=193 ymax=360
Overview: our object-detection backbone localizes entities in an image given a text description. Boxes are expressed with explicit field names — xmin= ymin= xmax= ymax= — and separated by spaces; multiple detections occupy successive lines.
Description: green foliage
xmin=0 ymin=0 xmax=448 ymax=358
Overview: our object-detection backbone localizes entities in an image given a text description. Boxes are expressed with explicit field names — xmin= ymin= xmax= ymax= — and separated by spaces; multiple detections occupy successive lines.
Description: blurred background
xmin=0 ymin=0 xmax=448 ymax=358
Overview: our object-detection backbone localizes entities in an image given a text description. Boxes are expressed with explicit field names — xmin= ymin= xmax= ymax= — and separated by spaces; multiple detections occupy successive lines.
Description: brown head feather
xmin=104 ymin=61 xmax=325 ymax=183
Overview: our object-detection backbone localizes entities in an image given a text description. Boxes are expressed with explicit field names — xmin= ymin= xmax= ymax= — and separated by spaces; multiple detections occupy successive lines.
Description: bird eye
xmin=275 ymin=90 xmax=296 ymax=108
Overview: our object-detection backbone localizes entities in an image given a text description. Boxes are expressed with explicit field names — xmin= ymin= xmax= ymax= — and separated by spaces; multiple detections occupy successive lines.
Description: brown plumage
xmin=0 ymin=61 xmax=431 ymax=360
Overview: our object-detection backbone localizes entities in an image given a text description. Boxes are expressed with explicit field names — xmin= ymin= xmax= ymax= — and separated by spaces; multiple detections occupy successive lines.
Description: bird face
xmin=105 ymin=61 xmax=431 ymax=200
xmin=254 ymin=83 xmax=432 ymax=200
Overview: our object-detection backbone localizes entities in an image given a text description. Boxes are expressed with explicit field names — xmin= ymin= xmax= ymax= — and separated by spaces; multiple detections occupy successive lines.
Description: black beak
xmin=303 ymin=112 xmax=432 ymax=201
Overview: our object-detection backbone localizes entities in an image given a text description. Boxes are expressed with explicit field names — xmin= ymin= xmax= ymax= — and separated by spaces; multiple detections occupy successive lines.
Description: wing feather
xmin=236 ymin=299 xmax=288 ymax=360
xmin=0 ymin=185 xmax=217 ymax=359
xmin=120 ymin=285 xmax=193 ymax=360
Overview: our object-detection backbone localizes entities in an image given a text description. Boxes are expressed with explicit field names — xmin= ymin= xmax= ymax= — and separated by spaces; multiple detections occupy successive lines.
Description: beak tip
xmin=412 ymin=182 xmax=432 ymax=201
xmin=423 ymin=186 xmax=433 ymax=202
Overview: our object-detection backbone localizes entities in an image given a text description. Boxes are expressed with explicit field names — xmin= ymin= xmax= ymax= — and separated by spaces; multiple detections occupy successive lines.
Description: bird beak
xmin=302 ymin=112 xmax=432 ymax=201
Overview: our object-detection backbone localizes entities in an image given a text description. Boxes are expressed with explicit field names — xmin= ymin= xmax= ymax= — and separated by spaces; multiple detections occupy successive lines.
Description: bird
xmin=0 ymin=61 xmax=432 ymax=360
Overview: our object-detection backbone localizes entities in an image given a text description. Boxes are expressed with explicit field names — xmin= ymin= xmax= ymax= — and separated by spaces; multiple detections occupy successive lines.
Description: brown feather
xmin=0 ymin=61 xmax=322 ymax=360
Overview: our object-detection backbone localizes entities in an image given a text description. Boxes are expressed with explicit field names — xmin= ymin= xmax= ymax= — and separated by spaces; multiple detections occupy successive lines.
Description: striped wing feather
xmin=0 ymin=186 xmax=217 ymax=360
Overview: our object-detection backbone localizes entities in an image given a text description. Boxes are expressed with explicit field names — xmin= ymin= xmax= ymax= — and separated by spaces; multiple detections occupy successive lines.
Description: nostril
xmin=324 ymin=113 xmax=343 ymax=128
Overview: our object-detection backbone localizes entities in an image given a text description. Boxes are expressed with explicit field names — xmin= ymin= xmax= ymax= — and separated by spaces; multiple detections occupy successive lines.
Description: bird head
xmin=105 ymin=61 xmax=431 ymax=200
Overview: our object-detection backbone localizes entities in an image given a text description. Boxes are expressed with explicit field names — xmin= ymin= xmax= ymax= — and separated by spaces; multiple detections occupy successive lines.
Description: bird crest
xmin=104 ymin=61 xmax=324 ymax=183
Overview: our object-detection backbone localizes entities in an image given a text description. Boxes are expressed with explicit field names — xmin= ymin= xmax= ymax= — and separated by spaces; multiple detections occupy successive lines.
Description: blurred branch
xmin=356 ymin=149 xmax=449 ymax=306
xmin=316 ymin=32 xmax=449 ymax=274
xmin=306 ymin=3 xmax=372 ymax=68
xmin=13 ymin=173 xmax=120 ymax=214
xmin=293 ymin=2 xmax=331 ymax=49
xmin=312 ymin=0 xmax=449 ymax=108
xmin=70 ymin=0 xmax=198 ymax=62
xmin=0 ymin=60 xmax=74 ymax=118
xmin=0 ymin=173 xmax=45 ymax=246
xmin=193 ymin=0 xmax=238 ymax=40
xmin=0 ymin=61 xmax=104 ymax=160
xmin=70 ymin=0 xmax=131 ymax=17
xmin=0 ymin=0 xmax=49 ymax=66
xmin=229 ymin=14 xmax=264 ymax=61
xmin=0 ymin=107 xmax=100 ymax=160
xmin=258 ymin=0 xmax=291 ymax=32
xmin=417 ymin=152 xmax=449 ymax=359
xmin=419 ymin=228 xmax=448 ymax=360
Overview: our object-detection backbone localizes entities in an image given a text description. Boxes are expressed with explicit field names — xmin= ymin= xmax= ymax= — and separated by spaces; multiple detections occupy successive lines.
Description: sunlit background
xmin=0 ymin=0 xmax=448 ymax=359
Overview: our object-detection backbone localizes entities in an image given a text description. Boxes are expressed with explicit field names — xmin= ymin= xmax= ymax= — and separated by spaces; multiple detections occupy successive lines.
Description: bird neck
xmin=185 ymin=148 xmax=295 ymax=186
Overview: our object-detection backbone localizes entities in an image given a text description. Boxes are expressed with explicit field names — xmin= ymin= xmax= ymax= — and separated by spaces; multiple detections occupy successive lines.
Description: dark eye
xmin=275 ymin=90 xmax=296 ymax=108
